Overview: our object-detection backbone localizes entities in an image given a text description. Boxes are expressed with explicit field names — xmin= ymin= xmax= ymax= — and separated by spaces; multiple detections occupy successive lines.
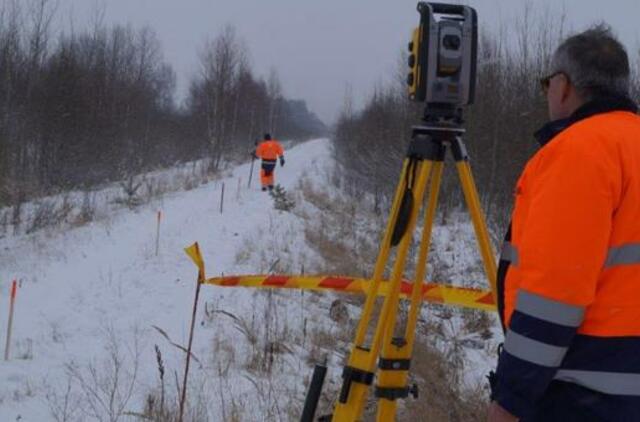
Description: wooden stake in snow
xmin=4 ymin=279 xmax=17 ymax=361
xmin=180 ymin=243 xmax=205 ymax=422
xmin=219 ymin=182 xmax=225 ymax=214
xmin=236 ymin=177 xmax=242 ymax=201
xmin=248 ymin=155 xmax=255 ymax=188
xmin=155 ymin=210 xmax=162 ymax=256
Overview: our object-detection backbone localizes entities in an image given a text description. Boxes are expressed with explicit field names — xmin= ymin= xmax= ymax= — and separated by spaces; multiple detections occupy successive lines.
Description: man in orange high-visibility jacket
xmin=254 ymin=133 xmax=285 ymax=191
xmin=488 ymin=25 xmax=640 ymax=421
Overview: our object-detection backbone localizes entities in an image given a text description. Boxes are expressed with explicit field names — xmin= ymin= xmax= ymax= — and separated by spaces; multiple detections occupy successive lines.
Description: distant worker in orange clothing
xmin=253 ymin=133 xmax=285 ymax=191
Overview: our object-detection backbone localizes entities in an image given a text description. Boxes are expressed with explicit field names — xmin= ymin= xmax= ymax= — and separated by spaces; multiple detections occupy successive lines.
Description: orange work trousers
xmin=260 ymin=161 xmax=277 ymax=188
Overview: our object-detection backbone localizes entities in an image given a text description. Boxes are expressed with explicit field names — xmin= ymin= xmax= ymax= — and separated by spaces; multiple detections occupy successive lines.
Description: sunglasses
xmin=539 ymin=71 xmax=567 ymax=94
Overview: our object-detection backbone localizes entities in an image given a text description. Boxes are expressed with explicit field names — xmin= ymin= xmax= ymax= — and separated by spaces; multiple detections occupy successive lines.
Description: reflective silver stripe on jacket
xmin=502 ymin=242 xmax=640 ymax=268
xmin=516 ymin=290 xmax=585 ymax=327
xmin=500 ymin=242 xmax=519 ymax=266
xmin=604 ymin=243 xmax=640 ymax=267
xmin=555 ymin=370 xmax=640 ymax=396
xmin=504 ymin=330 xmax=568 ymax=367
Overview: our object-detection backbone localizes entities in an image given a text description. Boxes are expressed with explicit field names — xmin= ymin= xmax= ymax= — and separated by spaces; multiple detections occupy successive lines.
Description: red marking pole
xmin=155 ymin=210 xmax=162 ymax=256
xmin=219 ymin=182 xmax=225 ymax=214
xmin=4 ymin=279 xmax=17 ymax=361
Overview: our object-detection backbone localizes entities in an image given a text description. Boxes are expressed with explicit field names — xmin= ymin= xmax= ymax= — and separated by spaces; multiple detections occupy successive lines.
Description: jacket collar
xmin=534 ymin=95 xmax=638 ymax=147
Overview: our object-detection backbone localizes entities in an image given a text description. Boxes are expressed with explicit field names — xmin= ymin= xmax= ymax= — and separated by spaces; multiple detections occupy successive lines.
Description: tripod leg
xmin=455 ymin=155 xmax=498 ymax=305
xmin=353 ymin=160 xmax=410 ymax=347
xmin=375 ymin=159 xmax=444 ymax=421
xmin=405 ymin=160 xmax=444 ymax=347
xmin=333 ymin=160 xmax=433 ymax=421
xmin=332 ymin=159 xmax=412 ymax=421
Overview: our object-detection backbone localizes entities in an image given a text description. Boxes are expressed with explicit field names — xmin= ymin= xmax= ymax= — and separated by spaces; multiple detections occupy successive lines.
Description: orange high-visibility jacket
xmin=255 ymin=139 xmax=284 ymax=162
xmin=505 ymin=109 xmax=640 ymax=335
xmin=494 ymin=101 xmax=640 ymax=418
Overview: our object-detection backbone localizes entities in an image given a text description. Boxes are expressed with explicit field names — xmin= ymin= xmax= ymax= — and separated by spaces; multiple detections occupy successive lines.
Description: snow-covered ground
xmin=0 ymin=139 xmax=331 ymax=420
xmin=0 ymin=138 xmax=500 ymax=421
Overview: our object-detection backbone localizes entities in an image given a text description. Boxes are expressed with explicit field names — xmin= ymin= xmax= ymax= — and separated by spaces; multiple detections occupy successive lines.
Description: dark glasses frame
xmin=540 ymin=71 xmax=567 ymax=94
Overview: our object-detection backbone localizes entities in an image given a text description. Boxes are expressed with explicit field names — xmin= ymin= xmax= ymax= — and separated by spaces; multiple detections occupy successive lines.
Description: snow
xmin=0 ymin=137 xmax=500 ymax=421
xmin=0 ymin=139 xmax=329 ymax=420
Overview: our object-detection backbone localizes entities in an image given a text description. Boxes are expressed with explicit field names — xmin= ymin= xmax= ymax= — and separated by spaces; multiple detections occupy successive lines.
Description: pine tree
xmin=269 ymin=185 xmax=295 ymax=212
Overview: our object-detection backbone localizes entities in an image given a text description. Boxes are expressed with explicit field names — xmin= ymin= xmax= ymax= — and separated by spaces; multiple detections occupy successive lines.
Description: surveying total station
xmin=184 ymin=2 xmax=497 ymax=421
xmin=308 ymin=3 xmax=498 ymax=421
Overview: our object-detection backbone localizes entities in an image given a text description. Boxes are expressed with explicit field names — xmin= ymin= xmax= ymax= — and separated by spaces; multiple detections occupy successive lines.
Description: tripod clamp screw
xmin=374 ymin=382 xmax=420 ymax=401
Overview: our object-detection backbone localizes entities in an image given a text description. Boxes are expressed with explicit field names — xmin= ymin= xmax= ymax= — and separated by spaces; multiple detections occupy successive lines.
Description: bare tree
xmin=197 ymin=24 xmax=244 ymax=170
xmin=267 ymin=67 xmax=282 ymax=133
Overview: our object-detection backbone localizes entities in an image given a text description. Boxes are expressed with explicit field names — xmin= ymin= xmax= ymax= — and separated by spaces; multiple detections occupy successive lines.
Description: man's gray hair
xmin=552 ymin=24 xmax=630 ymax=99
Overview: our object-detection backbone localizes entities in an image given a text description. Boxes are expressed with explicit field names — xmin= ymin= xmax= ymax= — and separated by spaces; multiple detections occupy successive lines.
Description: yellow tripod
xmin=330 ymin=113 xmax=498 ymax=421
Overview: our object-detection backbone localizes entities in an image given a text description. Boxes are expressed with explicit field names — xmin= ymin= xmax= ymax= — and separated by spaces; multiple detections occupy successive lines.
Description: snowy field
xmin=0 ymin=138 xmax=500 ymax=421
xmin=0 ymin=139 xmax=334 ymax=420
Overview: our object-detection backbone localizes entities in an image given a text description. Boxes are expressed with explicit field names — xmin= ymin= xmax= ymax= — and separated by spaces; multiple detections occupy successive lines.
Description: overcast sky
xmin=52 ymin=0 xmax=640 ymax=125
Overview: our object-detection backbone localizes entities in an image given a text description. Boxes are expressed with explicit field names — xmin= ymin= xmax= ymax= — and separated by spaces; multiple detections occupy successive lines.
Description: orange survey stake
xmin=5 ymin=279 xmax=17 ymax=361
